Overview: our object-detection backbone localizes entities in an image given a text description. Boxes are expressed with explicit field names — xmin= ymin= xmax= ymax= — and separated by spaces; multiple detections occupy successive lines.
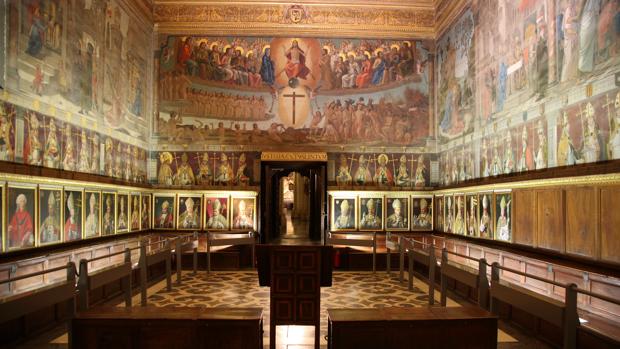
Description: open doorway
xmin=280 ymin=172 xmax=310 ymax=240
xmin=260 ymin=160 xmax=327 ymax=244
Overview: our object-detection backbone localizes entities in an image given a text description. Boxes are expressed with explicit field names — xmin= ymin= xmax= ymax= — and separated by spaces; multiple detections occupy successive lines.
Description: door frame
xmin=259 ymin=160 xmax=327 ymax=244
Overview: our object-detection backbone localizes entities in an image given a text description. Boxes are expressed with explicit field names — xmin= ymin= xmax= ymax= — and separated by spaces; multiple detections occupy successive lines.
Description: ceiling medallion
xmin=284 ymin=4 xmax=309 ymax=24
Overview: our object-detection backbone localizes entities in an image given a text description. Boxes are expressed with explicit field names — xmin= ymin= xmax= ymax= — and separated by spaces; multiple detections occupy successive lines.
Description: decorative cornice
xmin=434 ymin=0 xmax=469 ymax=39
xmin=153 ymin=2 xmax=439 ymax=39
xmin=261 ymin=152 xmax=328 ymax=162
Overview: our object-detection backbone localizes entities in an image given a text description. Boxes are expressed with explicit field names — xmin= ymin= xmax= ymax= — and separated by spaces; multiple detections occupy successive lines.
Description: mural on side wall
xmin=156 ymin=36 xmax=432 ymax=149
xmin=333 ymin=152 xmax=430 ymax=187
xmin=439 ymin=1 xmax=619 ymax=182
xmin=156 ymin=151 xmax=257 ymax=186
xmin=0 ymin=103 xmax=16 ymax=162
xmin=436 ymin=9 xmax=475 ymax=142
xmin=5 ymin=0 xmax=150 ymax=142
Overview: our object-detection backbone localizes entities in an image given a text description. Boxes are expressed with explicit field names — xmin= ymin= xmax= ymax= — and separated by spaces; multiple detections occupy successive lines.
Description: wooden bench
xmin=70 ymin=306 xmax=263 ymax=349
xmin=327 ymin=306 xmax=497 ymax=349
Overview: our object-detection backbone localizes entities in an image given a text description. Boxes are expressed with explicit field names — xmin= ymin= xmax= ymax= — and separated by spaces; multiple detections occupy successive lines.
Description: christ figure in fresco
xmin=279 ymin=40 xmax=313 ymax=80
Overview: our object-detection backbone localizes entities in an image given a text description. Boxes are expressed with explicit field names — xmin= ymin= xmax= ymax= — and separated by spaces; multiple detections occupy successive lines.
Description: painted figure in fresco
xmin=413 ymin=198 xmax=431 ymax=229
xmin=44 ymin=118 xmax=60 ymax=168
xmin=503 ymin=135 xmax=515 ymax=174
xmin=40 ymin=192 xmax=60 ymax=243
xmin=609 ymin=92 xmax=620 ymax=159
xmin=491 ymin=139 xmax=502 ymax=176
xmin=581 ymin=102 xmax=602 ymax=163
xmin=179 ymin=197 xmax=200 ymax=229
xmin=84 ymin=193 xmax=99 ymax=238
xmin=535 ymin=21 xmax=549 ymax=99
xmin=535 ymin=120 xmax=548 ymax=169
xmin=356 ymin=54 xmax=373 ymax=88
xmin=8 ymin=194 xmax=34 ymax=248
xmin=113 ymin=142 xmax=123 ymax=178
xmin=342 ymin=55 xmax=360 ymax=88
xmin=141 ymin=197 xmax=151 ymax=229
xmin=156 ymin=200 xmax=174 ymax=228
xmin=445 ymin=197 xmax=453 ymax=233
xmin=104 ymin=138 xmax=114 ymax=177
xmin=354 ymin=154 xmax=372 ymax=185
xmin=560 ymin=0 xmax=580 ymax=82
xmin=467 ymin=196 xmax=477 ymax=237
xmin=158 ymin=152 xmax=174 ymax=185
xmin=336 ymin=154 xmax=352 ymax=186
xmin=207 ymin=199 xmax=228 ymax=229
xmin=371 ymin=51 xmax=386 ymax=86
xmin=395 ymin=155 xmax=410 ymax=187
xmin=481 ymin=139 xmax=490 ymax=177
xmin=215 ymin=153 xmax=234 ymax=184
xmin=131 ymin=196 xmax=140 ymax=230
xmin=518 ymin=126 xmax=534 ymax=172
xmin=117 ymin=197 xmax=128 ymax=230
xmin=174 ymin=153 xmax=195 ymax=185
xmin=386 ymin=199 xmax=406 ymax=229
xmin=235 ymin=153 xmax=250 ymax=186
xmin=479 ymin=195 xmax=491 ymax=239
xmin=414 ymin=154 xmax=426 ymax=187
xmin=63 ymin=124 xmax=76 ymax=171
xmin=281 ymin=40 xmax=311 ymax=80
xmin=578 ymin=0 xmax=602 ymax=73
xmin=25 ymin=6 xmax=47 ymax=56
xmin=260 ymin=47 xmax=276 ymax=86
xmin=374 ymin=154 xmax=393 ymax=185
xmin=453 ymin=196 xmax=465 ymax=235
xmin=557 ymin=112 xmax=579 ymax=166
xmin=25 ymin=112 xmax=42 ymax=166
xmin=65 ymin=193 xmax=80 ymax=241
xmin=103 ymin=196 xmax=114 ymax=235
xmin=197 ymin=153 xmax=213 ymax=185
xmin=496 ymin=196 xmax=511 ymax=242
xmin=360 ymin=199 xmax=381 ymax=229
xmin=124 ymin=145 xmax=133 ymax=182
xmin=334 ymin=199 xmax=354 ymax=229
xmin=0 ymin=106 xmax=14 ymax=161
xmin=78 ymin=130 xmax=90 ymax=173
xmin=233 ymin=199 xmax=253 ymax=229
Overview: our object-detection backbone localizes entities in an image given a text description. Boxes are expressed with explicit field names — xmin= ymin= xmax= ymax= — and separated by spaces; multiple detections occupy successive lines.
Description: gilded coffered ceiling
xmin=152 ymin=0 xmax=468 ymax=39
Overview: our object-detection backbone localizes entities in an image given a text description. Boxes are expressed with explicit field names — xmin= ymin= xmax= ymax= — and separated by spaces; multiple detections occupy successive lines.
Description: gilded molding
xmin=153 ymin=3 xmax=436 ymax=39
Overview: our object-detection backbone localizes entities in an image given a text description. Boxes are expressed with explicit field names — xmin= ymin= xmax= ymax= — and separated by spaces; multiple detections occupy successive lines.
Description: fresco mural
xmin=156 ymin=151 xmax=256 ymax=186
xmin=332 ymin=152 xmax=430 ymax=187
xmin=5 ymin=0 xmax=150 ymax=142
xmin=438 ymin=1 xmax=619 ymax=182
xmin=155 ymin=36 xmax=432 ymax=149
xmin=436 ymin=9 xmax=475 ymax=142
xmin=3 ymin=100 xmax=147 ymax=183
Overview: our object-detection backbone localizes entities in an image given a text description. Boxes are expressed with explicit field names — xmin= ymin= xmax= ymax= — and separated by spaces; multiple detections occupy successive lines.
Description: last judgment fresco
xmin=155 ymin=36 xmax=432 ymax=149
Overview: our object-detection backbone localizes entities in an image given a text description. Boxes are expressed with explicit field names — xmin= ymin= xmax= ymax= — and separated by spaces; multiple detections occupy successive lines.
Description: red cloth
xmin=65 ymin=219 xmax=79 ymax=241
xmin=285 ymin=49 xmax=311 ymax=79
xmin=157 ymin=212 xmax=174 ymax=228
xmin=356 ymin=60 xmax=373 ymax=88
xmin=8 ymin=209 xmax=33 ymax=247
xmin=177 ymin=42 xmax=192 ymax=65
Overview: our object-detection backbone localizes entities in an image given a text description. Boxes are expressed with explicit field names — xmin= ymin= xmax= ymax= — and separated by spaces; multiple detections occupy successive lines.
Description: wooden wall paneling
xmin=46 ymin=254 xmax=71 ymax=283
xmin=523 ymin=260 xmax=551 ymax=295
xmin=0 ymin=268 xmax=10 ymax=295
xmin=565 ymin=186 xmax=598 ymax=259
xmin=483 ymin=250 xmax=500 ymax=266
xmin=500 ymin=254 xmax=523 ymax=284
xmin=588 ymin=274 xmax=620 ymax=322
xmin=513 ymin=189 xmax=536 ymax=247
xmin=600 ymin=186 xmax=620 ymax=264
xmin=536 ymin=189 xmax=565 ymax=253
xmin=553 ymin=267 xmax=586 ymax=303
xmin=14 ymin=259 xmax=45 ymax=291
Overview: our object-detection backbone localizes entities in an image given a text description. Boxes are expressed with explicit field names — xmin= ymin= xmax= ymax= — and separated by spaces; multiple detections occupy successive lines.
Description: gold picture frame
xmin=63 ymin=187 xmax=83 ymax=242
xmin=84 ymin=190 xmax=102 ymax=239
xmin=129 ymin=193 xmax=141 ymax=232
xmin=330 ymin=196 xmax=357 ymax=231
xmin=101 ymin=192 xmax=117 ymax=236
xmin=204 ymin=194 xmax=230 ymax=231
xmin=38 ymin=185 xmax=63 ymax=245
xmin=412 ymin=195 xmax=433 ymax=231
xmin=230 ymin=196 xmax=256 ymax=230
xmin=153 ymin=194 xmax=176 ymax=230
xmin=6 ymin=183 xmax=37 ymax=251
xmin=435 ymin=195 xmax=444 ymax=232
xmin=385 ymin=195 xmax=410 ymax=231
xmin=177 ymin=194 xmax=203 ymax=230
xmin=358 ymin=195 xmax=384 ymax=231
xmin=494 ymin=190 xmax=513 ymax=243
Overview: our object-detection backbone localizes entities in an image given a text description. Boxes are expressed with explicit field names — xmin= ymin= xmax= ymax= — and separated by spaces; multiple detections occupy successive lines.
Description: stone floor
xmin=12 ymin=270 xmax=553 ymax=349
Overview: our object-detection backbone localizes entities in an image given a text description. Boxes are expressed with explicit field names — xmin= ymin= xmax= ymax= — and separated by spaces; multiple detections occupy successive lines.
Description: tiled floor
xmin=12 ymin=271 xmax=553 ymax=349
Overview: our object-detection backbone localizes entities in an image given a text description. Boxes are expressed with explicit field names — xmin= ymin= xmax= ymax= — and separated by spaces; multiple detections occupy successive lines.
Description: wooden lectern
xmin=257 ymin=245 xmax=333 ymax=349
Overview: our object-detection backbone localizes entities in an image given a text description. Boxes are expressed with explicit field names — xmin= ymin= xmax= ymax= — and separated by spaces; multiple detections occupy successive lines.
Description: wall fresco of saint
xmin=155 ymin=36 xmax=432 ymax=149
xmin=3 ymin=0 xmax=150 ymax=143
xmin=438 ymin=0 xmax=620 ymax=185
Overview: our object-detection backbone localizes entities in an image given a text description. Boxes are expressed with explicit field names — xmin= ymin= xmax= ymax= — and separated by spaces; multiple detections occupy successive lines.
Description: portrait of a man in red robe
xmin=8 ymin=192 xmax=35 ymax=249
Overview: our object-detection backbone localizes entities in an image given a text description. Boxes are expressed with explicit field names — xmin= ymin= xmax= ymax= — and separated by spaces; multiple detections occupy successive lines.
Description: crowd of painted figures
xmin=156 ymin=151 xmax=253 ymax=186
xmin=165 ymin=36 xmax=425 ymax=91
xmin=334 ymin=153 xmax=428 ymax=187
xmin=0 ymin=102 xmax=148 ymax=183
xmin=180 ymin=89 xmax=271 ymax=121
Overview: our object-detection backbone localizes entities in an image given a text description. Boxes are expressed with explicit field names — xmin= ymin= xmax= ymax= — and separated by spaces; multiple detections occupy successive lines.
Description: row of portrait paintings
xmin=435 ymin=191 xmax=512 ymax=243
xmin=333 ymin=152 xmax=430 ymax=187
xmin=330 ymin=195 xmax=433 ymax=232
xmin=0 ymin=183 xmax=152 ymax=252
xmin=0 ymin=101 xmax=148 ymax=184
xmin=152 ymin=194 xmax=256 ymax=231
